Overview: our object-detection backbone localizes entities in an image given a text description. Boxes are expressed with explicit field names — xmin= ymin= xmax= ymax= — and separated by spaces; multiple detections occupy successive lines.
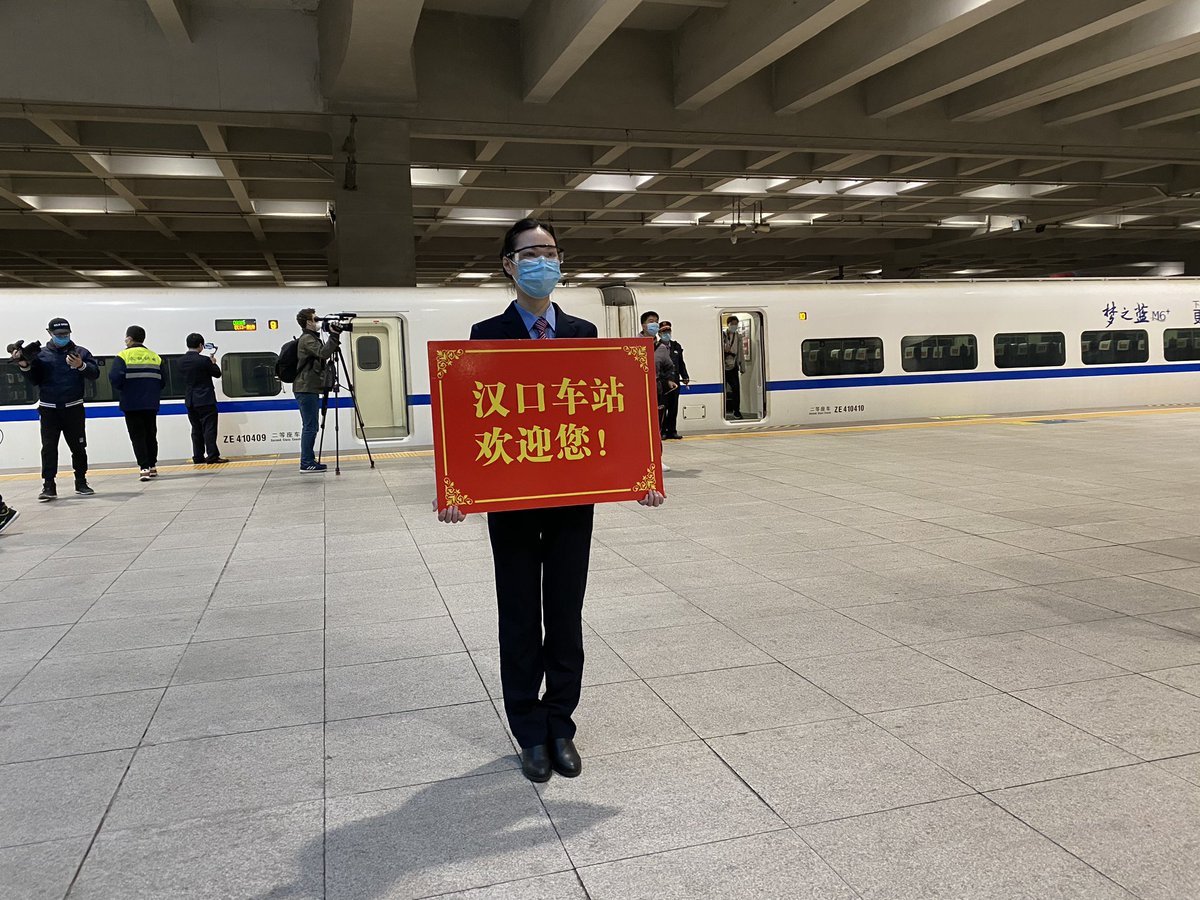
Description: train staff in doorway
xmin=12 ymin=317 xmax=98 ymax=501
xmin=723 ymin=315 xmax=747 ymax=420
xmin=111 ymin=325 xmax=166 ymax=482
xmin=436 ymin=218 xmax=665 ymax=784
xmin=180 ymin=333 xmax=228 ymax=465
xmin=657 ymin=320 xmax=689 ymax=439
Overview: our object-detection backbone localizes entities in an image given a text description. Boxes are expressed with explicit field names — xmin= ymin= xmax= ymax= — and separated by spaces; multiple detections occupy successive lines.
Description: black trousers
xmin=487 ymin=504 xmax=594 ymax=749
xmin=39 ymin=405 xmax=87 ymax=483
xmin=123 ymin=410 xmax=159 ymax=469
xmin=725 ymin=367 xmax=741 ymax=417
xmin=187 ymin=404 xmax=220 ymax=462
xmin=662 ymin=389 xmax=681 ymax=436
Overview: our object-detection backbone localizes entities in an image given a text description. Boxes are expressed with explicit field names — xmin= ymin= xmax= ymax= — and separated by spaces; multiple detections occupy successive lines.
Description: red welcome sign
xmin=428 ymin=338 xmax=663 ymax=513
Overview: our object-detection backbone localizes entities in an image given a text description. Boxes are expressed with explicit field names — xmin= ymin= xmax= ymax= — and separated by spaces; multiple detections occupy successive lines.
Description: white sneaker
xmin=662 ymin=463 xmax=671 ymax=472
xmin=139 ymin=469 xmax=151 ymax=482
xmin=148 ymin=467 xmax=159 ymax=478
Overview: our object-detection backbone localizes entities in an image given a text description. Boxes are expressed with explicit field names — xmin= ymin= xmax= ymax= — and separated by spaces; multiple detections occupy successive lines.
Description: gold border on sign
xmin=443 ymin=477 xmax=473 ymax=507
xmin=623 ymin=345 xmax=649 ymax=372
xmin=633 ymin=466 xmax=658 ymax=493
xmin=434 ymin=348 xmax=465 ymax=379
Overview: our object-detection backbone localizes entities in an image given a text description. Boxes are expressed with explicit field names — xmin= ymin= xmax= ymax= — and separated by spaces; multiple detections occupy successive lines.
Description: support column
xmin=329 ymin=117 xmax=416 ymax=287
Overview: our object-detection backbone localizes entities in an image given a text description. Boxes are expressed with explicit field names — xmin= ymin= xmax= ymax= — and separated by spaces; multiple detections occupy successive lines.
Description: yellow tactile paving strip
xmin=2 ymin=404 xmax=1198 ymax=482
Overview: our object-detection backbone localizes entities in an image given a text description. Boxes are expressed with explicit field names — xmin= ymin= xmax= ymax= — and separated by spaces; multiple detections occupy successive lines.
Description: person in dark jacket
xmin=292 ymin=308 xmax=342 ymax=473
xmin=436 ymin=218 xmax=666 ymax=785
xmin=179 ymin=333 xmax=227 ymax=465
xmin=658 ymin=320 xmax=689 ymax=439
xmin=12 ymin=317 xmax=98 ymax=501
xmin=110 ymin=325 xmax=166 ymax=482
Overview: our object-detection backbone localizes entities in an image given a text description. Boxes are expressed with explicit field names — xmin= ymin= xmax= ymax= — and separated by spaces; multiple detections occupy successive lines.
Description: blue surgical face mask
xmin=660 ymin=331 xmax=672 ymax=343
xmin=646 ymin=322 xmax=660 ymax=336
xmin=514 ymin=257 xmax=560 ymax=299
xmin=51 ymin=335 xmax=71 ymax=348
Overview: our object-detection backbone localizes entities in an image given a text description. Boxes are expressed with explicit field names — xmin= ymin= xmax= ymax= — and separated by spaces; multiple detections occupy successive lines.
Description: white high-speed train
xmin=3 ymin=278 xmax=1199 ymax=472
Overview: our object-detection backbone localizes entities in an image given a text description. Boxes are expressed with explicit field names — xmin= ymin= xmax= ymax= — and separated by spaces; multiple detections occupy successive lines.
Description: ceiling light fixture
xmin=19 ymin=195 xmax=134 ymax=214
xmin=410 ymin=167 xmax=468 ymax=187
xmin=446 ymin=208 xmax=533 ymax=224
xmin=90 ymin=154 xmax=223 ymax=178
xmin=576 ymin=174 xmax=656 ymax=192
xmin=251 ymin=200 xmax=331 ymax=218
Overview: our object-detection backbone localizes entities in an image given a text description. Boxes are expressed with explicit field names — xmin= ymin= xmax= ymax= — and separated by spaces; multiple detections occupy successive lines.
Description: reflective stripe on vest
xmin=118 ymin=347 xmax=163 ymax=379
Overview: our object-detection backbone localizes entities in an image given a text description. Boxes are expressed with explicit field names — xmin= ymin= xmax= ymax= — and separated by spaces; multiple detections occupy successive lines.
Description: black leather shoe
xmin=520 ymin=745 xmax=552 ymax=783
xmin=550 ymin=738 xmax=582 ymax=778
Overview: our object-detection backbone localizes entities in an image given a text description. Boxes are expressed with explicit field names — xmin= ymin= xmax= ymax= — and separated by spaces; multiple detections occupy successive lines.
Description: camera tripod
xmin=317 ymin=342 xmax=376 ymax=475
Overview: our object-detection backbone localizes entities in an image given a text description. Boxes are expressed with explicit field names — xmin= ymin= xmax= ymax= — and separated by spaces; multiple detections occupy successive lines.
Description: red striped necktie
xmin=534 ymin=317 xmax=550 ymax=339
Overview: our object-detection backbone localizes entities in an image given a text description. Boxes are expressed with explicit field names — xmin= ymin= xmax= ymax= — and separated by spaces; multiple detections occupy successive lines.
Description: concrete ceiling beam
xmin=673 ymin=0 xmax=870 ymax=110
xmin=521 ymin=0 xmax=641 ymax=103
xmin=775 ymin=0 xmax=1026 ymax=115
xmin=29 ymin=115 xmax=177 ymax=240
xmin=1121 ymin=85 xmax=1200 ymax=129
xmin=866 ymin=0 xmax=1172 ymax=119
xmin=949 ymin=1 xmax=1200 ymax=122
xmin=1042 ymin=54 xmax=1200 ymax=125
xmin=145 ymin=0 xmax=191 ymax=46
xmin=319 ymin=0 xmax=424 ymax=105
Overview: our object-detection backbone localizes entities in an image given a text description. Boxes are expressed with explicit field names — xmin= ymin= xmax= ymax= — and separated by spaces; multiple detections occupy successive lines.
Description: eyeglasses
xmin=506 ymin=244 xmax=562 ymax=263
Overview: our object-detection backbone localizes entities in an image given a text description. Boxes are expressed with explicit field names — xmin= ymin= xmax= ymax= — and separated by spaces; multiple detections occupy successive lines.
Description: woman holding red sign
xmin=437 ymin=218 xmax=665 ymax=784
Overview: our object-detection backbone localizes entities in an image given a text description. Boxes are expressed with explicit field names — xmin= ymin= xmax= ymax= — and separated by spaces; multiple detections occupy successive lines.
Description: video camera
xmin=6 ymin=339 xmax=41 ymax=365
xmin=320 ymin=313 xmax=356 ymax=335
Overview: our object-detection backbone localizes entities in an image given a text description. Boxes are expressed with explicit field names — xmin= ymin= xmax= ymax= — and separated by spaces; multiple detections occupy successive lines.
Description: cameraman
xmin=293 ymin=308 xmax=341 ymax=474
xmin=11 ymin=317 xmax=98 ymax=501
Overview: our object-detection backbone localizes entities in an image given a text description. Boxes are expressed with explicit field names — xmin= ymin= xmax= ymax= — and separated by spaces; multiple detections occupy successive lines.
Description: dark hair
xmin=499 ymin=218 xmax=557 ymax=280
xmin=126 ymin=325 xmax=146 ymax=343
xmin=297 ymin=307 xmax=316 ymax=329
xmin=186 ymin=332 xmax=204 ymax=349
xmin=727 ymin=315 xmax=740 ymax=325
xmin=640 ymin=310 xmax=659 ymax=325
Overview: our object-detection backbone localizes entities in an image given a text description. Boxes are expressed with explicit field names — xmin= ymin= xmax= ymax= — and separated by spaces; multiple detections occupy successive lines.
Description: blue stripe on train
xmin=0 ymin=363 xmax=1197 ymax=422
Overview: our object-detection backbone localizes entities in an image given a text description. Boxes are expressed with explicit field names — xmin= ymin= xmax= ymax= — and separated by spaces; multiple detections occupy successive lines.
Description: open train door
xmin=348 ymin=316 xmax=410 ymax=440
xmin=600 ymin=284 xmax=640 ymax=337
xmin=719 ymin=309 xmax=767 ymax=422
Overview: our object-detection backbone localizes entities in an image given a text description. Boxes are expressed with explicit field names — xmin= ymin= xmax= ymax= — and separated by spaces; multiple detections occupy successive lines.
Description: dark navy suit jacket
xmin=469 ymin=301 xmax=598 ymax=341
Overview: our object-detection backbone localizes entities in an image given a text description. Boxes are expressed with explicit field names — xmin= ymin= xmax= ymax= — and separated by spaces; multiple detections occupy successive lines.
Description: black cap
xmin=48 ymin=317 xmax=70 ymax=332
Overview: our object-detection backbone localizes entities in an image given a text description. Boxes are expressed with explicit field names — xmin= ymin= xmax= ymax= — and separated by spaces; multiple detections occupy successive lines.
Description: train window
xmin=801 ymin=337 xmax=884 ymax=377
xmin=901 ymin=334 xmax=977 ymax=372
xmin=355 ymin=335 xmax=382 ymax=371
xmin=160 ymin=354 xmax=188 ymax=401
xmin=0 ymin=359 xmax=38 ymax=406
xmin=993 ymin=333 xmax=1065 ymax=368
xmin=1081 ymin=330 xmax=1148 ymax=365
xmin=1164 ymin=329 xmax=1200 ymax=362
xmin=221 ymin=352 xmax=281 ymax=397
xmin=84 ymin=356 xmax=117 ymax=403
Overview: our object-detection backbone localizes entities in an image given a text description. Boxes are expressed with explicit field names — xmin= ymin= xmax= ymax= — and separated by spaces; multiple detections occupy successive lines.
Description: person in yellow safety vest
xmin=110 ymin=325 xmax=167 ymax=482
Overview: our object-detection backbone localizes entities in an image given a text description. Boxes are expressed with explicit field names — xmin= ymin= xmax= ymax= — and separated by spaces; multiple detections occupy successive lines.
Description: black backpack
xmin=274 ymin=337 xmax=310 ymax=382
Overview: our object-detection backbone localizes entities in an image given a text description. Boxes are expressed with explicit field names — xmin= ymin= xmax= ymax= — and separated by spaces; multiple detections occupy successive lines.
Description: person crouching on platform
xmin=436 ymin=217 xmax=665 ymax=784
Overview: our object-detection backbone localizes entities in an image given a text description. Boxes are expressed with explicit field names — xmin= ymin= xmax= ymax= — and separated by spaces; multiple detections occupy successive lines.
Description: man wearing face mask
xmin=658 ymin=321 xmax=689 ymax=440
xmin=639 ymin=310 xmax=660 ymax=340
xmin=11 ymin=317 xmax=98 ymax=500
xmin=723 ymin=315 xmax=747 ymax=420
xmin=439 ymin=218 xmax=666 ymax=785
